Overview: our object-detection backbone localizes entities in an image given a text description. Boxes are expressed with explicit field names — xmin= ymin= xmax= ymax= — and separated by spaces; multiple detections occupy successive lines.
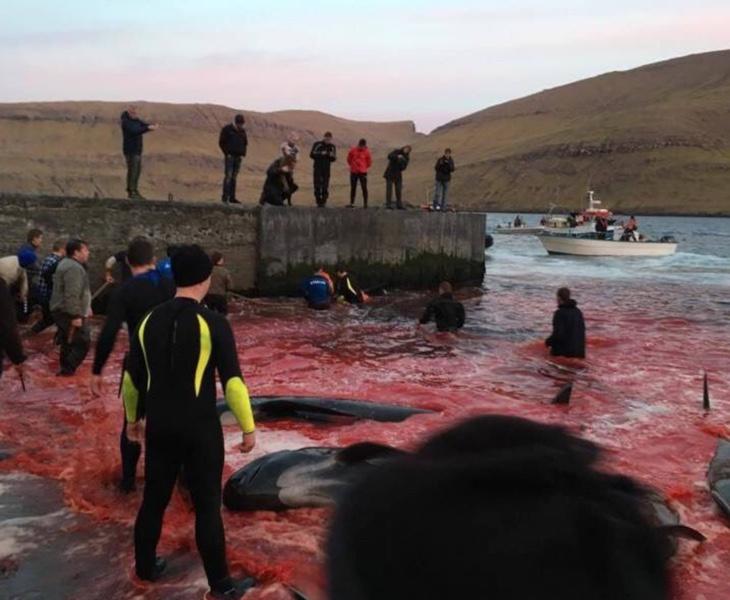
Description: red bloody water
xmin=1 ymin=272 xmax=729 ymax=598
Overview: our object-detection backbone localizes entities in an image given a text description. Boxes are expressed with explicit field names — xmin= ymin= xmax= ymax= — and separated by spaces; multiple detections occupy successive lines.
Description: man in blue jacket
xmin=121 ymin=106 xmax=158 ymax=200
xmin=301 ymin=267 xmax=333 ymax=310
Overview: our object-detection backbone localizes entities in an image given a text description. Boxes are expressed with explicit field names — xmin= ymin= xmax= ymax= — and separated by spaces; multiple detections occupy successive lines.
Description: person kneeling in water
xmin=301 ymin=267 xmax=334 ymax=310
xmin=418 ymin=281 xmax=465 ymax=332
xmin=334 ymin=266 xmax=367 ymax=304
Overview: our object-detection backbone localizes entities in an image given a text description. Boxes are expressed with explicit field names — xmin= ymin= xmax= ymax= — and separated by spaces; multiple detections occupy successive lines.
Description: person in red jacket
xmin=347 ymin=139 xmax=372 ymax=208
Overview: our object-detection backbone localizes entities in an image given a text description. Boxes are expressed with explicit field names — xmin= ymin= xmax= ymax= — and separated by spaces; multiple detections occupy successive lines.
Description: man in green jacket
xmin=50 ymin=239 xmax=91 ymax=376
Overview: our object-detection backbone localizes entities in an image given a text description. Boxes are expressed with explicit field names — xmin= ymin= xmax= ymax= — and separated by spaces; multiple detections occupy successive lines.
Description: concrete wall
xmin=258 ymin=206 xmax=486 ymax=295
xmin=0 ymin=195 xmax=486 ymax=294
xmin=0 ymin=195 xmax=258 ymax=291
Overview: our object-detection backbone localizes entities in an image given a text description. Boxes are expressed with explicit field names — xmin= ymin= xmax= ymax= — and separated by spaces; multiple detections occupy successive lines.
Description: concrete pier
xmin=0 ymin=195 xmax=486 ymax=294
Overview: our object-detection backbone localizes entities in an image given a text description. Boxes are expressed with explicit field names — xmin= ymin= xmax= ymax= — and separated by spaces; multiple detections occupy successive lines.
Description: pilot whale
xmin=708 ymin=438 xmax=730 ymax=518
xmin=217 ymin=395 xmax=435 ymax=424
xmin=223 ymin=442 xmax=405 ymax=511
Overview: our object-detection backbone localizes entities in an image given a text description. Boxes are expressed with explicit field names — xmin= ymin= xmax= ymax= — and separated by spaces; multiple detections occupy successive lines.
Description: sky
xmin=1 ymin=0 xmax=729 ymax=132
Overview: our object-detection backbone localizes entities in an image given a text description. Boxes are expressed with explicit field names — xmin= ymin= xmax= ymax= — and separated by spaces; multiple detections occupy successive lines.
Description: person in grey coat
xmin=51 ymin=239 xmax=92 ymax=376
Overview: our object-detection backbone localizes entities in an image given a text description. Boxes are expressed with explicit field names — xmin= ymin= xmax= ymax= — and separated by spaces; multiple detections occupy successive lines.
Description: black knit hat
xmin=171 ymin=245 xmax=213 ymax=287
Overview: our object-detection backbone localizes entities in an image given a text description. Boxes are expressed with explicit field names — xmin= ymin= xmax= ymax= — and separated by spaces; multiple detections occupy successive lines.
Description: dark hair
xmin=557 ymin=287 xmax=571 ymax=303
xmin=438 ymin=281 xmax=453 ymax=295
xmin=402 ymin=145 xmax=412 ymax=152
xmin=358 ymin=138 xmax=367 ymax=147
xmin=126 ymin=237 xmax=155 ymax=267
xmin=27 ymin=228 xmax=43 ymax=244
xmin=328 ymin=415 xmax=671 ymax=600
xmin=52 ymin=238 xmax=66 ymax=252
xmin=324 ymin=131 xmax=333 ymax=138
xmin=210 ymin=251 xmax=223 ymax=265
xmin=235 ymin=114 xmax=245 ymax=124
xmin=166 ymin=244 xmax=182 ymax=258
xmin=66 ymin=239 xmax=88 ymax=257
xmin=445 ymin=148 xmax=452 ymax=153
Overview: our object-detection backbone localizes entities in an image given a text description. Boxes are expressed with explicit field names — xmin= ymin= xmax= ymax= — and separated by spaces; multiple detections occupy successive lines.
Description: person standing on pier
xmin=121 ymin=106 xmax=158 ymax=200
xmin=310 ymin=132 xmax=337 ymax=207
xmin=384 ymin=145 xmax=412 ymax=210
xmin=432 ymin=149 xmax=455 ymax=211
xmin=347 ymin=139 xmax=372 ymax=208
xmin=218 ymin=114 xmax=248 ymax=205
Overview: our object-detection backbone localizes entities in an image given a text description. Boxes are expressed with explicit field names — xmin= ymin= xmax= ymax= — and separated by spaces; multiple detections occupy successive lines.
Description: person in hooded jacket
xmin=259 ymin=156 xmax=298 ymax=206
xmin=121 ymin=106 xmax=159 ymax=200
xmin=347 ymin=139 xmax=372 ymax=208
xmin=545 ymin=287 xmax=586 ymax=358
xmin=419 ymin=282 xmax=465 ymax=332
xmin=384 ymin=146 xmax=412 ymax=209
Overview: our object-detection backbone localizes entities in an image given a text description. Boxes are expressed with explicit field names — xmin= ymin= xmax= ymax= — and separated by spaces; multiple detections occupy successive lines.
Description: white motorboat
xmin=539 ymin=232 xmax=678 ymax=257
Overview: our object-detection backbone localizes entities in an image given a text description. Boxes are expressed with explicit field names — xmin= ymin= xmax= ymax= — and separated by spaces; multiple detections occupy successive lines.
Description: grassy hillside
xmin=408 ymin=50 xmax=730 ymax=215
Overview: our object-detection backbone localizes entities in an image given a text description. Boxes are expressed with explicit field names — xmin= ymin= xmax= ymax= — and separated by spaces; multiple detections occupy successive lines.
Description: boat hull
xmin=539 ymin=236 xmax=677 ymax=257
xmin=495 ymin=226 xmax=544 ymax=235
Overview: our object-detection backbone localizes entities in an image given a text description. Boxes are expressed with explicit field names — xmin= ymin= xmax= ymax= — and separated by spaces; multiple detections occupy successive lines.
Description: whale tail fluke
xmin=551 ymin=383 xmax=573 ymax=405
xmin=703 ymin=372 xmax=710 ymax=412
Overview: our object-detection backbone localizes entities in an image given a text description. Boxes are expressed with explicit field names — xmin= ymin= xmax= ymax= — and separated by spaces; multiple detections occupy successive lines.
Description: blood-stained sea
xmin=0 ymin=215 xmax=728 ymax=599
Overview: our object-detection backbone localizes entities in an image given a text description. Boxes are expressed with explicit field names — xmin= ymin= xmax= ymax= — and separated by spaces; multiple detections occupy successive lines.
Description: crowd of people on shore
xmin=0 ymin=227 xmax=601 ymax=600
xmin=122 ymin=106 xmax=457 ymax=211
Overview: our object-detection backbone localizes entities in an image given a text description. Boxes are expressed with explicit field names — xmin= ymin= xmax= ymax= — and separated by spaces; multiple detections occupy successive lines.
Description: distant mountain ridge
xmin=1 ymin=50 xmax=729 ymax=213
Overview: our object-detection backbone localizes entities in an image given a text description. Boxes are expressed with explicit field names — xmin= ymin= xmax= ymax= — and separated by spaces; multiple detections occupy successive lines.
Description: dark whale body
xmin=223 ymin=443 xmax=404 ymax=511
xmin=217 ymin=396 xmax=435 ymax=424
xmin=708 ymin=438 xmax=730 ymax=518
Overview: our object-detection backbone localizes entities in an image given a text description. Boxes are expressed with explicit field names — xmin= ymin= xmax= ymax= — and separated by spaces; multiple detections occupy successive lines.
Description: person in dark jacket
xmin=301 ymin=267 xmax=334 ymax=310
xmin=30 ymin=239 xmax=66 ymax=335
xmin=121 ymin=106 xmax=158 ymax=200
xmin=310 ymin=132 xmax=337 ymax=207
xmin=205 ymin=252 xmax=234 ymax=315
xmin=384 ymin=146 xmax=412 ymax=209
xmin=0 ymin=277 xmax=26 ymax=381
xmin=545 ymin=287 xmax=586 ymax=358
xmin=347 ymin=139 xmax=372 ymax=208
xmin=419 ymin=282 xmax=465 ymax=332
xmin=259 ymin=156 xmax=298 ymax=206
xmin=432 ymin=149 xmax=455 ymax=210
xmin=219 ymin=114 xmax=248 ymax=205
xmin=91 ymin=237 xmax=175 ymax=492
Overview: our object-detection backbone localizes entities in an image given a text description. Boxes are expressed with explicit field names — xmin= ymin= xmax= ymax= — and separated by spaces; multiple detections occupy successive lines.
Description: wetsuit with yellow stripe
xmin=122 ymin=297 xmax=254 ymax=588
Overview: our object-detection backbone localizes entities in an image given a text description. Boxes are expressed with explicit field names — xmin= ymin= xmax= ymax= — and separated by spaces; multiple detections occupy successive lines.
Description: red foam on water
xmin=1 ymin=286 xmax=729 ymax=599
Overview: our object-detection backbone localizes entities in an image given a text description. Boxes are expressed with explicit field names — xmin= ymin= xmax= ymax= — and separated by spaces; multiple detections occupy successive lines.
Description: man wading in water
xmin=123 ymin=245 xmax=257 ymax=599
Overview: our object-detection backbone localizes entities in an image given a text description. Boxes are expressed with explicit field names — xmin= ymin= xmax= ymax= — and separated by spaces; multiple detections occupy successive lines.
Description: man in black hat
xmin=122 ymin=244 xmax=256 ymax=599
xmin=218 ymin=114 xmax=248 ymax=204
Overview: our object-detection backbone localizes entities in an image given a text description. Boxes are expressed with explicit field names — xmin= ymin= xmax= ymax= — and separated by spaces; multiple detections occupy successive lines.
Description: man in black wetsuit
xmin=418 ymin=282 xmax=465 ymax=332
xmin=310 ymin=131 xmax=337 ymax=207
xmin=91 ymin=237 xmax=175 ymax=492
xmin=334 ymin=266 xmax=366 ymax=304
xmin=545 ymin=287 xmax=586 ymax=358
xmin=122 ymin=245 xmax=256 ymax=599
